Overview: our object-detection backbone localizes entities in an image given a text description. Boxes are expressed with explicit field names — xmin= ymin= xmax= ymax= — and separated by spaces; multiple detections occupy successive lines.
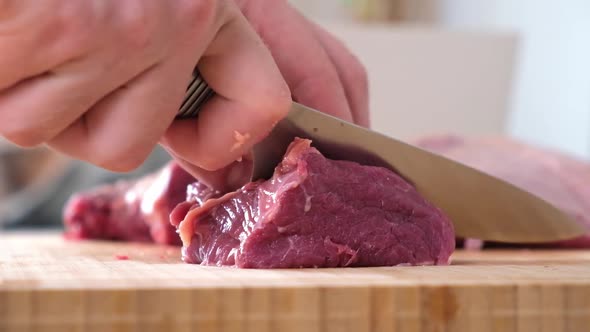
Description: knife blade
xmin=251 ymin=102 xmax=587 ymax=243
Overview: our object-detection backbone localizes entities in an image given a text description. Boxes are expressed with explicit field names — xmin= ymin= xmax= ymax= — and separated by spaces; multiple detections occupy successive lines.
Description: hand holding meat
xmin=0 ymin=0 xmax=368 ymax=175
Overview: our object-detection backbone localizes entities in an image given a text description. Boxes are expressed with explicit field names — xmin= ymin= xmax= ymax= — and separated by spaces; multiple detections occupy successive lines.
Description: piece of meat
xmin=415 ymin=134 xmax=590 ymax=248
xmin=171 ymin=138 xmax=455 ymax=268
xmin=63 ymin=162 xmax=196 ymax=245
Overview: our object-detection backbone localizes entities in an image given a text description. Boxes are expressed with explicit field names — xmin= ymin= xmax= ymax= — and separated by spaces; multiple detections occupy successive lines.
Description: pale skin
xmin=0 ymin=0 xmax=369 ymax=181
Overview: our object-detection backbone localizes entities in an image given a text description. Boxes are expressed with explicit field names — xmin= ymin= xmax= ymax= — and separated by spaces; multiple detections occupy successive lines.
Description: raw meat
xmin=63 ymin=162 xmax=196 ymax=245
xmin=415 ymin=134 xmax=590 ymax=248
xmin=171 ymin=138 xmax=455 ymax=268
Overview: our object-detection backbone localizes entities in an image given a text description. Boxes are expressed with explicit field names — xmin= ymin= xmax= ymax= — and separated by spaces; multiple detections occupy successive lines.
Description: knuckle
xmin=254 ymin=82 xmax=292 ymax=124
xmin=52 ymin=2 xmax=94 ymax=54
xmin=0 ymin=110 xmax=47 ymax=147
xmin=179 ymin=0 xmax=217 ymax=30
xmin=1 ymin=127 xmax=45 ymax=148
xmin=93 ymin=145 xmax=150 ymax=173
xmin=118 ymin=3 xmax=154 ymax=51
xmin=268 ymin=90 xmax=292 ymax=121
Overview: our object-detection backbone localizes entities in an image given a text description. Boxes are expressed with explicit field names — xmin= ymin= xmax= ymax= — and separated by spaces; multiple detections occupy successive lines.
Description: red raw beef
xmin=170 ymin=138 xmax=455 ymax=268
xmin=63 ymin=162 xmax=196 ymax=245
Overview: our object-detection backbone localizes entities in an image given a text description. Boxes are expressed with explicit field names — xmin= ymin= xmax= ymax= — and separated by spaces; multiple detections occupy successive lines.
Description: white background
xmin=290 ymin=0 xmax=590 ymax=159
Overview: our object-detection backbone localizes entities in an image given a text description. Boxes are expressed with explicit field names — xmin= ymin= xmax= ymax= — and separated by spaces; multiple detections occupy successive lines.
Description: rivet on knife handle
xmin=177 ymin=70 xmax=215 ymax=119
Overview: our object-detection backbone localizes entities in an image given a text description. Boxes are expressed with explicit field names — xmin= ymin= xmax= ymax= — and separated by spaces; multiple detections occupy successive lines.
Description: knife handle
xmin=177 ymin=70 xmax=214 ymax=119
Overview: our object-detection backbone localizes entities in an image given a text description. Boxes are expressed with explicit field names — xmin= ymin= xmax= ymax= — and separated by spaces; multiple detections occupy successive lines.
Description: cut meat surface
xmin=415 ymin=135 xmax=590 ymax=248
xmin=171 ymin=138 xmax=455 ymax=268
xmin=63 ymin=162 xmax=195 ymax=245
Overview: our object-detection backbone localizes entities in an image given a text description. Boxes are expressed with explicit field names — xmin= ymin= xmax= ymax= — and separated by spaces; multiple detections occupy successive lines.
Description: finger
xmin=0 ymin=39 xmax=164 ymax=148
xmin=161 ymin=6 xmax=290 ymax=171
xmin=0 ymin=65 xmax=108 ymax=147
xmin=0 ymin=0 xmax=177 ymax=147
xmin=0 ymin=0 xmax=188 ymax=148
xmin=309 ymin=23 xmax=370 ymax=127
xmin=48 ymin=56 xmax=191 ymax=172
xmin=237 ymin=0 xmax=353 ymax=122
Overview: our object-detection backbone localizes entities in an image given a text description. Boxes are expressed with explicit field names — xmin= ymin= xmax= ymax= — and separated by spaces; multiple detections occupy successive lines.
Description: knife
xmin=178 ymin=72 xmax=586 ymax=243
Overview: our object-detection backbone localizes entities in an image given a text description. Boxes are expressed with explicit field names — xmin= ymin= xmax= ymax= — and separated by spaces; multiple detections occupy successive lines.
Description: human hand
xmin=236 ymin=0 xmax=369 ymax=126
xmin=0 ymin=0 xmax=289 ymax=173
xmin=0 ymin=0 xmax=368 ymax=179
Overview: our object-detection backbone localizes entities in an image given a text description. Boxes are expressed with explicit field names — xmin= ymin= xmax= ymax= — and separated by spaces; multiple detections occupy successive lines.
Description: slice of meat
xmin=63 ymin=162 xmax=196 ymax=245
xmin=171 ymin=138 xmax=455 ymax=268
xmin=415 ymin=134 xmax=590 ymax=248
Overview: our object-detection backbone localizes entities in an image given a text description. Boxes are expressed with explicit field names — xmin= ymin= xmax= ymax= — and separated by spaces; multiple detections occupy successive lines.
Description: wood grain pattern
xmin=1 ymin=233 xmax=590 ymax=332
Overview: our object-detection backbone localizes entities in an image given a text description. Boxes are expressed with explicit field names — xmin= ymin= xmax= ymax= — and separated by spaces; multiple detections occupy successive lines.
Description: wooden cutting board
xmin=1 ymin=232 xmax=590 ymax=332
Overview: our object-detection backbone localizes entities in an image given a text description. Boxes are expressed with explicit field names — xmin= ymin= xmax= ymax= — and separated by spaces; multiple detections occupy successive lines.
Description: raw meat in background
xmin=171 ymin=138 xmax=455 ymax=268
xmin=63 ymin=162 xmax=195 ymax=245
xmin=415 ymin=135 xmax=590 ymax=249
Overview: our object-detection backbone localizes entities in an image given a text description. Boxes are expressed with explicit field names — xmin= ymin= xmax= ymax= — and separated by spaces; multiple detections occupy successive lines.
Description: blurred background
xmin=1 ymin=0 xmax=589 ymax=229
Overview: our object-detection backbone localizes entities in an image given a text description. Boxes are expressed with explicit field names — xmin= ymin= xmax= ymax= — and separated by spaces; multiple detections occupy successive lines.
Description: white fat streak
xmin=302 ymin=186 xmax=313 ymax=213
xmin=227 ymin=247 xmax=239 ymax=263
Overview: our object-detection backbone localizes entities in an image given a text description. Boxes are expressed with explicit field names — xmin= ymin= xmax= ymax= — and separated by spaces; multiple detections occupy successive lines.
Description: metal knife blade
xmin=252 ymin=102 xmax=587 ymax=243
